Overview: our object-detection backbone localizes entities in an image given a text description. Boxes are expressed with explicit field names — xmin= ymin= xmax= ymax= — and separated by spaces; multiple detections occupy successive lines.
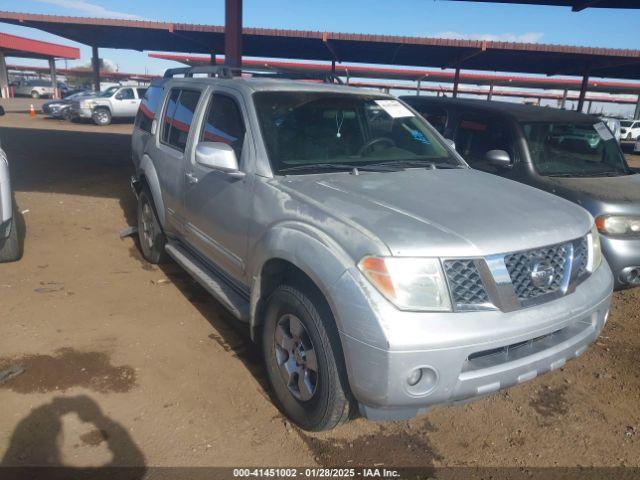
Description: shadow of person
xmin=1 ymin=395 xmax=146 ymax=480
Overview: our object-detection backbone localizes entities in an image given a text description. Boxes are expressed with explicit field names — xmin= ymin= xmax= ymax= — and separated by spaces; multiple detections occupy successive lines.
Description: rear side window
xmin=201 ymin=94 xmax=246 ymax=160
xmin=135 ymin=85 xmax=164 ymax=133
xmin=161 ymin=89 xmax=201 ymax=152
xmin=136 ymin=88 xmax=148 ymax=98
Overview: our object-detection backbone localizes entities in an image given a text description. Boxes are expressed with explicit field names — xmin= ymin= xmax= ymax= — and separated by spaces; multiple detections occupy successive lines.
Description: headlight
xmin=587 ymin=224 xmax=602 ymax=273
xmin=80 ymin=100 xmax=95 ymax=108
xmin=357 ymin=256 xmax=451 ymax=311
xmin=595 ymin=215 xmax=640 ymax=237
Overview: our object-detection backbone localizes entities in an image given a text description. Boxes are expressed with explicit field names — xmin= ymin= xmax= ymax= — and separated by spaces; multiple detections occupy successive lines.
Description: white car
xmin=70 ymin=86 xmax=147 ymax=126
xmin=620 ymin=120 xmax=640 ymax=141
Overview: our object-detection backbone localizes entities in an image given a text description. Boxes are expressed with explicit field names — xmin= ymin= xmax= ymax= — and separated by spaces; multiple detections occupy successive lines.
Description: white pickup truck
xmin=70 ymin=86 xmax=147 ymax=126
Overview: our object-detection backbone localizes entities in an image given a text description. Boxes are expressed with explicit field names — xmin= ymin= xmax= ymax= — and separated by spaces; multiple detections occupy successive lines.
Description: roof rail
xmin=163 ymin=64 xmax=344 ymax=84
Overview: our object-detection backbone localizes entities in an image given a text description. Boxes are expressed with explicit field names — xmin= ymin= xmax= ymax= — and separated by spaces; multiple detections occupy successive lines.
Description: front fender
xmin=248 ymin=222 xmax=356 ymax=338
xmin=137 ymin=154 xmax=166 ymax=227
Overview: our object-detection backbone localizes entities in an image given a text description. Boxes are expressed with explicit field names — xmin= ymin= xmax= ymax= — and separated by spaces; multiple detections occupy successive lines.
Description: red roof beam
xmin=0 ymin=32 xmax=79 ymax=59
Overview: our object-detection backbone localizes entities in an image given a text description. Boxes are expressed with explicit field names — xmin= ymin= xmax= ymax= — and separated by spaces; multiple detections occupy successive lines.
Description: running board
xmin=165 ymin=242 xmax=250 ymax=322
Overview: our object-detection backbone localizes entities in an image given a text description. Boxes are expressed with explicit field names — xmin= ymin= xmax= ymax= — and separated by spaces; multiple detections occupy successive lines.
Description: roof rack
xmin=162 ymin=64 xmax=344 ymax=84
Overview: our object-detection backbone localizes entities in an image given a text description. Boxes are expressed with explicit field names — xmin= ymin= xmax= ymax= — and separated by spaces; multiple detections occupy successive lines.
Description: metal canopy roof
xmin=2 ymin=11 xmax=640 ymax=79
xmin=442 ymin=1 xmax=640 ymax=11
xmin=150 ymin=52 xmax=640 ymax=94
xmin=0 ymin=31 xmax=79 ymax=59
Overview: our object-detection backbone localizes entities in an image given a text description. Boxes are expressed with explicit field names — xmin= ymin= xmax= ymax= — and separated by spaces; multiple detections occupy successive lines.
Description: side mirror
xmin=444 ymin=138 xmax=456 ymax=150
xmin=0 ymin=106 xmax=5 ymax=116
xmin=485 ymin=149 xmax=512 ymax=169
xmin=195 ymin=142 xmax=244 ymax=178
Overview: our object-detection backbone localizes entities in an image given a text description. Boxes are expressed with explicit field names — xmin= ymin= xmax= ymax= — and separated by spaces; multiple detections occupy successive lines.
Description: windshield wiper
xmin=279 ymin=163 xmax=399 ymax=174
xmin=365 ymin=159 xmax=463 ymax=170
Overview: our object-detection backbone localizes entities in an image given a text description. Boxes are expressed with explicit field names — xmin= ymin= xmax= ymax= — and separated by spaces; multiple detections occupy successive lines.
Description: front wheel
xmin=262 ymin=284 xmax=352 ymax=431
xmin=0 ymin=212 xmax=22 ymax=263
xmin=92 ymin=108 xmax=112 ymax=126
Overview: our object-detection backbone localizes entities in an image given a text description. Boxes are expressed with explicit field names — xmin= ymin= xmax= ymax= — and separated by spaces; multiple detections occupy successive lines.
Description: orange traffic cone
xmin=29 ymin=104 xmax=36 ymax=118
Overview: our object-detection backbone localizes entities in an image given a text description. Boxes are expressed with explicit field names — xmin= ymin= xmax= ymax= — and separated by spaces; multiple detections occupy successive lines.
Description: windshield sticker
xmin=594 ymin=122 xmax=614 ymax=141
xmin=374 ymin=100 xmax=414 ymax=118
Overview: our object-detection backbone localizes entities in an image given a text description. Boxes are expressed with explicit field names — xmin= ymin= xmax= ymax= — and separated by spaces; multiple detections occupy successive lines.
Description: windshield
xmin=522 ymin=121 xmax=630 ymax=177
xmin=253 ymin=91 xmax=461 ymax=174
xmin=98 ymin=86 xmax=119 ymax=98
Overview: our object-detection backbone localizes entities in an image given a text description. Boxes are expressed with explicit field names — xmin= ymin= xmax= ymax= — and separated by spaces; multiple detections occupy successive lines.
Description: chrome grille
xmin=574 ymin=236 xmax=589 ymax=277
xmin=504 ymin=243 xmax=569 ymax=301
xmin=443 ymin=259 xmax=490 ymax=309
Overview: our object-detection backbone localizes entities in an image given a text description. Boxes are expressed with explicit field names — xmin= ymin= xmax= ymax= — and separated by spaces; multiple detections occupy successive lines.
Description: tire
xmin=30 ymin=90 xmax=40 ymax=99
xmin=262 ymin=283 xmax=352 ymax=431
xmin=137 ymin=185 xmax=167 ymax=264
xmin=0 ymin=212 xmax=21 ymax=263
xmin=62 ymin=108 xmax=73 ymax=121
xmin=92 ymin=108 xmax=112 ymax=126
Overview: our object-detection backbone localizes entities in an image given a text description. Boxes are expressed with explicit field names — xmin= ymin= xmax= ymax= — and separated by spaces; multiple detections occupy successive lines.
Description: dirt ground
xmin=0 ymin=112 xmax=638 ymax=472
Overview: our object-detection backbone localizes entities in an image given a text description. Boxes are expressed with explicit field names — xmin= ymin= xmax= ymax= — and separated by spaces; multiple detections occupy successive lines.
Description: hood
xmin=277 ymin=168 xmax=592 ymax=258
xmin=537 ymin=173 xmax=640 ymax=206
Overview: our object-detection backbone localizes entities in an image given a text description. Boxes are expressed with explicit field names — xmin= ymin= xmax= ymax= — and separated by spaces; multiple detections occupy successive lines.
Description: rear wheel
xmin=136 ymin=186 xmax=166 ymax=264
xmin=92 ymin=108 xmax=112 ymax=126
xmin=0 ymin=210 xmax=21 ymax=263
xmin=30 ymin=90 xmax=40 ymax=99
xmin=262 ymin=284 xmax=352 ymax=431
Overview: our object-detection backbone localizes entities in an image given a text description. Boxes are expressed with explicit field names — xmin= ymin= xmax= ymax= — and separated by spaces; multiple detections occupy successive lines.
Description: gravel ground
xmin=0 ymin=113 xmax=638 ymax=473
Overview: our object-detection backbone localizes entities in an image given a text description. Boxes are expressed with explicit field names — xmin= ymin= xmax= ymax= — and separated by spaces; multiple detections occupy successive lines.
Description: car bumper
xmin=330 ymin=261 xmax=613 ymax=420
xmin=71 ymin=107 xmax=93 ymax=119
xmin=601 ymin=235 xmax=640 ymax=288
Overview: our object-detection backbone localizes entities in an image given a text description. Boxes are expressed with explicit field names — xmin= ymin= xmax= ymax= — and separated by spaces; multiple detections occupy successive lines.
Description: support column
xmin=416 ymin=78 xmax=421 ymax=96
xmin=331 ymin=59 xmax=336 ymax=76
xmin=91 ymin=46 xmax=100 ymax=92
xmin=49 ymin=58 xmax=58 ymax=99
xmin=0 ymin=52 xmax=9 ymax=99
xmin=560 ymin=89 xmax=568 ymax=109
xmin=587 ymin=101 xmax=593 ymax=114
xmin=487 ymin=83 xmax=494 ymax=101
xmin=209 ymin=53 xmax=216 ymax=65
xmin=224 ymin=0 xmax=242 ymax=72
xmin=576 ymin=69 xmax=590 ymax=113
xmin=634 ymin=95 xmax=640 ymax=120
xmin=452 ymin=66 xmax=461 ymax=98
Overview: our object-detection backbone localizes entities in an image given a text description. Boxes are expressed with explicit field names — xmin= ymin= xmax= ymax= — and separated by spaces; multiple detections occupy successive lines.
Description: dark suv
xmin=402 ymin=96 xmax=640 ymax=289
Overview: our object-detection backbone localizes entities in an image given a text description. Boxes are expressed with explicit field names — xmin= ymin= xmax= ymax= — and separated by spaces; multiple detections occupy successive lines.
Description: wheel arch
xmin=134 ymin=155 xmax=166 ymax=228
xmin=248 ymin=224 xmax=355 ymax=342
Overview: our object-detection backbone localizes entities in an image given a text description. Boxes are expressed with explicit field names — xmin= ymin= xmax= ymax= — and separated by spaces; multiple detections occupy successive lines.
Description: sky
xmin=1 ymin=0 xmax=640 ymax=115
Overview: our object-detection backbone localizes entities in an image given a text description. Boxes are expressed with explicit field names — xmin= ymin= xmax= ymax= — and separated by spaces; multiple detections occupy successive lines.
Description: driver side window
xmin=454 ymin=114 xmax=515 ymax=172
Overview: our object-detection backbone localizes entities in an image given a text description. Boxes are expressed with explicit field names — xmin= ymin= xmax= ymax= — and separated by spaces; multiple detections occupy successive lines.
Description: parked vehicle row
xmin=400 ymin=96 xmax=640 ymax=289
xmin=9 ymin=79 xmax=68 ymax=99
xmin=41 ymin=85 xmax=146 ymax=126
xmin=129 ymin=67 xmax=613 ymax=432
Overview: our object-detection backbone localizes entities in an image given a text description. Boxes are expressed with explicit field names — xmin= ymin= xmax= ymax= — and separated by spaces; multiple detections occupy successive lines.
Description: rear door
xmin=148 ymin=86 xmax=203 ymax=235
xmin=182 ymin=89 xmax=252 ymax=283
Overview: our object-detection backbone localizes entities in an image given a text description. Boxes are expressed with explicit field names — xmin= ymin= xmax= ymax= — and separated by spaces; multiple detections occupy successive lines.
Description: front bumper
xmin=601 ymin=235 xmax=640 ymax=288
xmin=330 ymin=261 xmax=613 ymax=420
xmin=70 ymin=106 xmax=93 ymax=119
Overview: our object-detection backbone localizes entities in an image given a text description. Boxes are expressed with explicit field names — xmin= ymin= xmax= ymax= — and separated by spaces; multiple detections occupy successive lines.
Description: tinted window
xmin=136 ymin=88 xmax=148 ymax=98
xmin=162 ymin=89 xmax=201 ymax=152
xmin=414 ymin=105 xmax=448 ymax=134
xmin=135 ymin=85 xmax=164 ymax=133
xmin=454 ymin=115 xmax=515 ymax=172
xmin=201 ymin=94 xmax=246 ymax=159
xmin=118 ymin=88 xmax=135 ymax=100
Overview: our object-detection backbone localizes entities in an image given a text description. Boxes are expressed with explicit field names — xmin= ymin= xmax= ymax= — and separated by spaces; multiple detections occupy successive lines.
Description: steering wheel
xmin=358 ymin=137 xmax=396 ymax=156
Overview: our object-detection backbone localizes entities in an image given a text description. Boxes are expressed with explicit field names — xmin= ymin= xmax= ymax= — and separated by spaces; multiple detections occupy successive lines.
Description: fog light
xmin=406 ymin=367 xmax=439 ymax=396
xmin=407 ymin=369 xmax=422 ymax=386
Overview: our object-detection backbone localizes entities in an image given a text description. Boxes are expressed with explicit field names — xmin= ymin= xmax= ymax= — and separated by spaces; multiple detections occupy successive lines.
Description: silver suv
xmin=130 ymin=67 xmax=613 ymax=431
xmin=0 ymin=107 xmax=21 ymax=263
xmin=71 ymin=86 xmax=146 ymax=125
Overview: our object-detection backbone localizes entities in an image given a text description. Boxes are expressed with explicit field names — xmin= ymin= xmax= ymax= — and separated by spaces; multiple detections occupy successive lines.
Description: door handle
xmin=185 ymin=172 xmax=199 ymax=185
